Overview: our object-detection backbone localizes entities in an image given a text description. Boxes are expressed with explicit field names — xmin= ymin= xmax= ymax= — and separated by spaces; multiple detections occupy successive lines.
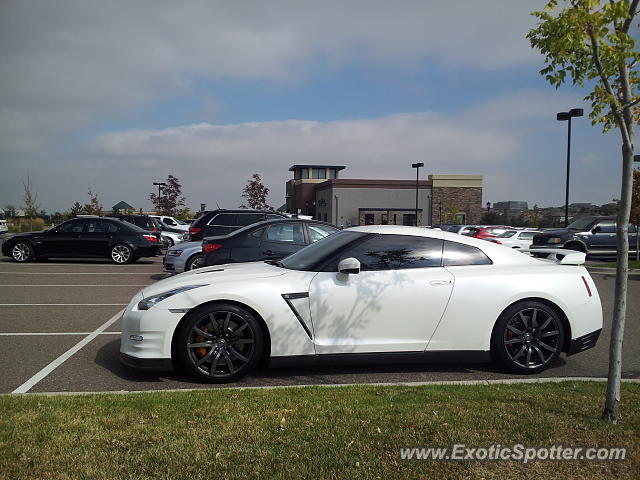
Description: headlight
xmin=167 ymin=249 xmax=183 ymax=256
xmin=547 ymin=237 xmax=562 ymax=244
xmin=137 ymin=285 xmax=207 ymax=310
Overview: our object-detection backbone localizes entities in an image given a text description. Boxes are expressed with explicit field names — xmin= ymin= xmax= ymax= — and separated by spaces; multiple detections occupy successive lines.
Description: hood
xmin=535 ymin=229 xmax=571 ymax=237
xmin=140 ymin=260 xmax=286 ymax=298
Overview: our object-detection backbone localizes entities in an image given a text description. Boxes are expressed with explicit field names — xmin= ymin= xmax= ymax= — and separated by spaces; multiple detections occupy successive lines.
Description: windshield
xmin=496 ymin=230 xmax=517 ymax=238
xmin=279 ymin=230 xmax=367 ymax=271
xmin=567 ymin=217 xmax=598 ymax=231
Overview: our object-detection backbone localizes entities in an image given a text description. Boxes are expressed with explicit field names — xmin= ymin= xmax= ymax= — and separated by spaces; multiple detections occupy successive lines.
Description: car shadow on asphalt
xmin=95 ymin=338 xmax=571 ymax=388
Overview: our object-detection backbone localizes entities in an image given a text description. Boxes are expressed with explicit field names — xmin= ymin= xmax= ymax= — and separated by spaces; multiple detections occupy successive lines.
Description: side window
xmin=86 ymin=220 xmax=119 ymax=233
xmin=596 ymin=221 xmax=615 ymax=233
xmin=328 ymin=234 xmax=443 ymax=271
xmin=519 ymin=232 xmax=535 ymax=240
xmin=442 ymin=240 xmax=492 ymax=266
xmin=308 ymin=224 xmax=339 ymax=243
xmin=57 ymin=220 xmax=85 ymax=233
xmin=265 ymin=223 xmax=305 ymax=244
xmin=163 ymin=217 xmax=176 ymax=226
xmin=237 ymin=213 xmax=265 ymax=227
xmin=209 ymin=213 xmax=237 ymax=226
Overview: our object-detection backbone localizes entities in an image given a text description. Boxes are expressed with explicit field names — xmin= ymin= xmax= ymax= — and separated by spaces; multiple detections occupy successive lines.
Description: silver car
xmin=163 ymin=241 xmax=203 ymax=273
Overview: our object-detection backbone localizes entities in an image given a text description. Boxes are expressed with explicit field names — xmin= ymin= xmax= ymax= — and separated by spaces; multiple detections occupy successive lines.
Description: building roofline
xmin=315 ymin=178 xmax=432 ymax=191
xmin=289 ymin=165 xmax=346 ymax=171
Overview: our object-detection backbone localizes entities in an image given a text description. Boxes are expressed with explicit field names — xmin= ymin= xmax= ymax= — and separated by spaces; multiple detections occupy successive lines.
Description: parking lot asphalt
xmin=0 ymin=247 xmax=638 ymax=394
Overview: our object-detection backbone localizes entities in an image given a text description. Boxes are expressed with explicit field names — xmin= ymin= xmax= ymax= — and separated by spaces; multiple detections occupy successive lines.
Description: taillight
xmin=143 ymin=234 xmax=157 ymax=243
xmin=203 ymin=243 xmax=222 ymax=253
xmin=190 ymin=227 xmax=202 ymax=235
xmin=581 ymin=276 xmax=592 ymax=297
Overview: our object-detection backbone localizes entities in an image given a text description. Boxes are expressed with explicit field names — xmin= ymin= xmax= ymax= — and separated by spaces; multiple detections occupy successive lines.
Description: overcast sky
xmin=0 ymin=0 xmax=633 ymax=213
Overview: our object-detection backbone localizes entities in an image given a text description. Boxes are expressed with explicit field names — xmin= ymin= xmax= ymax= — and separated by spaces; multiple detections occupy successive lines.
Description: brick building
xmin=285 ymin=165 xmax=482 ymax=226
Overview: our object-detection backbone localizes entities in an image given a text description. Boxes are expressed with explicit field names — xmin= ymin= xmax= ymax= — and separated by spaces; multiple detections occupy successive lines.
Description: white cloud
xmin=0 ymin=0 xmax=547 ymax=152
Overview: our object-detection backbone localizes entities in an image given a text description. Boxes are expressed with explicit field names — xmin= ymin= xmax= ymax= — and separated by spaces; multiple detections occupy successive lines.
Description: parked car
xmin=163 ymin=240 xmax=206 ymax=273
xmin=473 ymin=226 xmax=511 ymax=239
xmin=0 ymin=213 xmax=7 ymax=234
xmin=531 ymin=216 xmax=638 ymax=257
xmin=115 ymin=215 xmax=162 ymax=243
xmin=441 ymin=225 xmax=481 ymax=236
xmin=121 ymin=225 xmax=602 ymax=382
xmin=150 ymin=215 xmax=190 ymax=232
xmin=2 ymin=217 xmax=160 ymax=264
xmin=487 ymin=229 xmax=538 ymax=249
xmin=188 ymin=209 xmax=286 ymax=241
xmin=201 ymin=218 xmax=339 ymax=267
xmin=160 ymin=229 xmax=188 ymax=248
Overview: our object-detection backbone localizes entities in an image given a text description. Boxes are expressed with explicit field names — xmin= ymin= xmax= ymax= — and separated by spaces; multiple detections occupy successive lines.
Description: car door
xmin=590 ymin=219 xmax=616 ymax=254
xmin=308 ymin=233 xmax=454 ymax=354
xmin=261 ymin=223 xmax=306 ymax=259
xmin=81 ymin=219 xmax=118 ymax=256
xmin=628 ymin=224 xmax=638 ymax=254
xmin=516 ymin=231 xmax=535 ymax=249
xmin=37 ymin=219 xmax=87 ymax=256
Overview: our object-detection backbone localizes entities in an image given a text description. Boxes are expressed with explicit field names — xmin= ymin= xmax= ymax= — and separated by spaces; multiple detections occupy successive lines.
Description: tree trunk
xmin=602 ymin=140 xmax=634 ymax=424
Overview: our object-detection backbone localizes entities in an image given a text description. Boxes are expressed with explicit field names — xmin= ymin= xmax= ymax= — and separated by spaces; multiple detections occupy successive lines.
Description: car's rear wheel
xmin=491 ymin=301 xmax=564 ymax=374
xmin=186 ymin=254 xmax=202 ymax=271
xmin=11 ymin=242 xmax=34 ymax=262
xmin=110 ymin=244 xmax=133 ymax=264
xmin=176 ymin=304 xmax=265 ymax=383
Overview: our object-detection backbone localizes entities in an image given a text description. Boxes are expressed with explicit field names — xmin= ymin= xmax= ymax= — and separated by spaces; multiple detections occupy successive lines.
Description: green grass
xmin=1 ymin=382 xmax=639 ymax=479
xmin=591 ymin=260 xmax=640 ymax=269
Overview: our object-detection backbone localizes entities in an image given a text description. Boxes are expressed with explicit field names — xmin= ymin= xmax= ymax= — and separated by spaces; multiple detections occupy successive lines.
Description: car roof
xmin=202 ymin=218 xmax=338 ymax=241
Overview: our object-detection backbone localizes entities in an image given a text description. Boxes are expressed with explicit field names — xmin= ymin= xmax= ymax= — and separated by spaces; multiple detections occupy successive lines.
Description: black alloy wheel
xmin=491 ymin=301 xmax=564 ymax=374
xmin=176 ymin=304 xmax=265 ymax=382
xmin=186 ymin=254 xmax=202 ymax=271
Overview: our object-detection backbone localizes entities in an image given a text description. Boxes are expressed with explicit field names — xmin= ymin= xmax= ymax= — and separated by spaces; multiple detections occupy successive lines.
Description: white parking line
xmin=0 ymin=272 xmax=160 ymax=275
xmin=0 ymin=332 xmax=121 ymax=336
xmin=0 ymin=304 xmax=127 ymax=306
xmin=11 ymin=309 xmax=124 ymax=394
xmin=0 ymin=285 xmax=149 ymax=287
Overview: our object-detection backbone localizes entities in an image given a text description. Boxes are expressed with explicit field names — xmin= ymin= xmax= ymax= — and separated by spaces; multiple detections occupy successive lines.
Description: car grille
xmin=532 ymin=236 xmax=548 ymax=245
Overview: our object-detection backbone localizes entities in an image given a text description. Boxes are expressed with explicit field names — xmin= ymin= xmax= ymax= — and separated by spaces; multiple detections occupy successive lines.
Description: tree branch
xmin=622 ymin=0 xmax=639 ymax=33
xmin=587 ymin=23 xmax=632 ymax=145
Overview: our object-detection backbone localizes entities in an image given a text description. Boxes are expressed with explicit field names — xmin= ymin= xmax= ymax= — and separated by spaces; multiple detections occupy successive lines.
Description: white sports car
xmin=120 ymin=225 xmax=603 ymax=382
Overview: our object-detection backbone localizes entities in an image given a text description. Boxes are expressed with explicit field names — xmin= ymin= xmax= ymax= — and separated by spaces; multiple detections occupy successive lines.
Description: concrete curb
xmin=7 ymin=376 xmax=640 ymax=397
xmin=586 ymin=267 xmax=640 ymax=276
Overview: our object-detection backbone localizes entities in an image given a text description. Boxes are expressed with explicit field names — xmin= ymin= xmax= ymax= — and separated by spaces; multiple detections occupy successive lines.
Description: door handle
xmin=429 ymin=279 xmax=453 ymax=286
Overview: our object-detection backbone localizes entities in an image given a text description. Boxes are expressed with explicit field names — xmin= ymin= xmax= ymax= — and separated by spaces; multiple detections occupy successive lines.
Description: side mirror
xmin=338 ymin=257 xmax=360 ymax=274
xmin=592 ymin=226 xmax=602 ymax=234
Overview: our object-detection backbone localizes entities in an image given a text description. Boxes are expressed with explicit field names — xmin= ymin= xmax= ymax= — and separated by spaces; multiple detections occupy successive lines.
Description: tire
xmin=165 ymin=237 xmax=174 ymax=248
xmin=491 ymin=301 xmax=564 ymax=374
xmin=11 ymin=242 xmax=35 ymax=263
xmin=185 ymin=254 xmax=202 ymax=271
xmin=175 ymin=303 xmax=265 ymax=383
xmin=110 ymin=244 xmax=134 ymax=264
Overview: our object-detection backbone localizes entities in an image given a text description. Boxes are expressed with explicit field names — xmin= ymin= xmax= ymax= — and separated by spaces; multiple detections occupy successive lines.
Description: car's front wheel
xmin=110 ymin=244 xmax=133 ymax=264
xmin=491 ymin=301 xmax=564 ymax=374
xmin=176 ymin=304 xmax=265 ymax=383
xmin=185 ymin=254 xmax=202 ymax=271
xmin=11 ymin=242 xmax=35 ymax=262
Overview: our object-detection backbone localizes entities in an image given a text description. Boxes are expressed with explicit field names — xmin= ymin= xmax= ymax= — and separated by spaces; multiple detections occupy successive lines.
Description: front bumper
xmin=120 ymin=353 xmax=173 ymax=371
xmin=567 ymin=328 xmax=602 ymax=355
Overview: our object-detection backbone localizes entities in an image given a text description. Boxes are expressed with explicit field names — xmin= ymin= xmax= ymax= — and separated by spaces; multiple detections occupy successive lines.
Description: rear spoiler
xmin=519 ymin=248 xmax=586 ymax=265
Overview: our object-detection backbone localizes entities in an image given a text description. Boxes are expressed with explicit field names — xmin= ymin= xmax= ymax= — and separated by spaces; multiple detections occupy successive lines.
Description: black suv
xmin=115 ymin=214 xmax=162 ymax=242
xmin=188 ymin=209 xmax=286 ymax=241
xmin=531 ymin=216 xmax=638 ymax=257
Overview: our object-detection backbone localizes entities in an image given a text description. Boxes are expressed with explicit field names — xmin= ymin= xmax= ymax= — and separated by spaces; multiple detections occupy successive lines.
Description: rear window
xmin=209 ymin=213 xmax=237 ymax=226
xmin=442 ymin=240 xmax=492 ymax=266
xmin=237 ymin=213 xmax=266 ymax=227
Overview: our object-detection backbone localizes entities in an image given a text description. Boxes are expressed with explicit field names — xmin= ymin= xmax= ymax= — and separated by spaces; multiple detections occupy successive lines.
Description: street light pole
xmin=486 ymin=201 xmax=491 ymax=217
xmin=557 ymin=108 xmax=583 ymax=227
xmin=153 ymin=182 xmax=166 ymax=213
xmin=411 ymin=162 xmax=424 ymax=226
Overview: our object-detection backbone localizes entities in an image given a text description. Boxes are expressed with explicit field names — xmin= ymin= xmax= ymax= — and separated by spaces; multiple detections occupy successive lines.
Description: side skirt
xmin=269 ymin=350 xmax=490 ymax=368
